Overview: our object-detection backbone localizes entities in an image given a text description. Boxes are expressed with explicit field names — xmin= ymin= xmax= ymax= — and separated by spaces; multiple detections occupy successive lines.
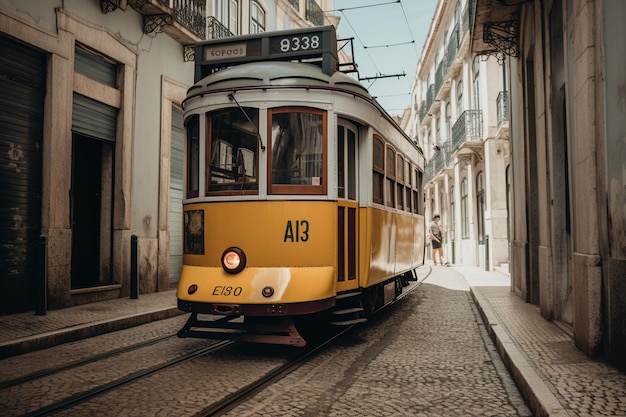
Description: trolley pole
xmin=130 ymin=234 xmax=138 ymax=299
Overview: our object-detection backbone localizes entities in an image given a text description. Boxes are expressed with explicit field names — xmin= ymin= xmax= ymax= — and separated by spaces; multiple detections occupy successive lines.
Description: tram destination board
xmin=194 ymin=25 xmax=338 ymax=81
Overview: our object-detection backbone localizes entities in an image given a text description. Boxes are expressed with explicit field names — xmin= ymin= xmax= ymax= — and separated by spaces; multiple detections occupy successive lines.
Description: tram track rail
xmin=5 ymin=266 xmax=431 ymax=417
xmin=19 ymin=340 xmax=234 ymax=417
xmin=195 ymin=271 xmax=430 ymax=417
xmin=193 ymin=326 xmax=354 ymax=417
xmin=0 ymin=333 xmax=178 ymax=391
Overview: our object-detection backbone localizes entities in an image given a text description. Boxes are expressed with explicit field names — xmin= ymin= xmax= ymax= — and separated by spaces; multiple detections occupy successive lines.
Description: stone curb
xmin=0 ymin=307 xmax=183 ymax=359
xmin=470 ymin=287 xmax=570 ymax=417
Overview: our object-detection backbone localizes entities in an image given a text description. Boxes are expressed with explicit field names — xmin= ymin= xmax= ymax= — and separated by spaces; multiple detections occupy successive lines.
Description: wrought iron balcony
xmin=101 ymin=0 xmax=207 ymax=45
xmin=306 ymin=0 xmax=325 ymax=26
xmin=424 ymin=141 xmax=453 ymax=183
xmin=426 ymin=84 xmax=436 ymax=114
xmin=419 ymin=6 xmax=471 ymax=128
xmin=451 ymin=110 xmax=483 ymax=152
xmin=288 ymin=0 xmax=300 ymax=12
xmin=419 ymin=100 xmax=428 ymax=122
xmin=207 ymin=16 xmax=233 ymax=40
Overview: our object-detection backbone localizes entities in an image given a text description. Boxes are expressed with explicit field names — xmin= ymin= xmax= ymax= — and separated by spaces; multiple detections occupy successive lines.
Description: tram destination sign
xmin=194 ymin=26 xmax=338 ymax=82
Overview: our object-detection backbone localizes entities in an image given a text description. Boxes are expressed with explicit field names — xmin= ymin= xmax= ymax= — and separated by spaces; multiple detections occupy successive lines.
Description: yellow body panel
xmin=360 ymin=206 xmax=425 ymax=288
xmin=177 ymin=200 xmax=425 ymax=308
xmin=183 ymin=201 xmax=336 ymax=267
xmin=177 ymin=265 xmax=336 ymax=304
xmin=336 ymin=200 xmax=360 ymax=294
xmin=179 ymin=201 xmax=338 ymax=305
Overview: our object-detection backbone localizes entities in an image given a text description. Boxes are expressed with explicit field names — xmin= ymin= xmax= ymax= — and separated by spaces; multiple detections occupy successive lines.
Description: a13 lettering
xmin=284 ymin=220 xmax=309 ymax=242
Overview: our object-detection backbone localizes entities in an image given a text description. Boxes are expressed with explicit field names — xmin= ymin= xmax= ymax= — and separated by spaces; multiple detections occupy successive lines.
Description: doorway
xmin=71 ymin=133 xmax=113 ymax=289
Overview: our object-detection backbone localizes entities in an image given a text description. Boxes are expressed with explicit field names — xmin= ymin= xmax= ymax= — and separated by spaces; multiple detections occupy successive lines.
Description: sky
xmin=330 ymin=0 xmax=439 ymax=115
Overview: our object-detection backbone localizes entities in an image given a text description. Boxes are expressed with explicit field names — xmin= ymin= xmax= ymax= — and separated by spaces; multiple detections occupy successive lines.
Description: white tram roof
xmin=188 ymin=61 xmax=372 ymax=98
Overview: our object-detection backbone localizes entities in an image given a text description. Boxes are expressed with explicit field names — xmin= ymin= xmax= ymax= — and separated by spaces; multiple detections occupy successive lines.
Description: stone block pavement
xmin=1 ymin=266 xmax=625 ymax=417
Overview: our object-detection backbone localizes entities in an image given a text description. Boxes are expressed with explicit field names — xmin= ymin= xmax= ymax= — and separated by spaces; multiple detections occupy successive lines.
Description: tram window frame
xmin=268 ymin=107 xmax=327 ymax=195
xmin=186 ymin=114 xmax=200 ymax=198
xmin=206 ymin=107 xmax=260 ymax=196
xmin=405 ymin=161 xmax=412 ymax=212
xmin=337 ymin=125 xmax=345 ymax=198
xmin=385 ymin=146 xmax=396 ymax=208
xmin=413 ymin=167 xmax=422 ymax=214
xmin=372 ymin=136 xmax=385 ymax=204
xmin=347 ymin=128 xmax=356 ymax=201
xmin=396 ymin=154 xmax=404 ymax=210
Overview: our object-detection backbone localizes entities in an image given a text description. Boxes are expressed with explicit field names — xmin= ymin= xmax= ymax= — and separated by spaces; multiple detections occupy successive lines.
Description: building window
xmin=449 ymin=185 xmax=455 ymax=237
xmin=473 ymin=56 xmax=481 ymax=111
xmin=476 ymin=171 xmax=485 ymax=241
xmin=457 ymin=80 xmax=464 ymax=115
xmin=445 ymin=102 xmax=452 ymax=142
xmin=250 ymin=1 xmax=265 ymax=33
xmin=216 ymin=0 xmax=239 ymax=35
xmin=461 ymin=178 xmax=469 ymax=238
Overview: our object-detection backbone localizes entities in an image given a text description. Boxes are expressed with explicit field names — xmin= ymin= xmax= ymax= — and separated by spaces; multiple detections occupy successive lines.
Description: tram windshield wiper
xmin=228 ymin=93 xmax=265 ymax=151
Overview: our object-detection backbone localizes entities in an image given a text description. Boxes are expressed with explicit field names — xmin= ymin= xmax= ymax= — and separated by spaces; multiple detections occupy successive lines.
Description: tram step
xmin=329 ymin=318 xmax=368 ymax=326
xmin=336 ymin=291 xmax=361 ymax=300
xmin=330 ymin=307 xmax=364 ymax=316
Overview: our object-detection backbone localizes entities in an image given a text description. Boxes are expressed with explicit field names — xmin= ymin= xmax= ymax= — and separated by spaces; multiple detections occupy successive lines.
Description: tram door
xmin=336 ymin=120 xmax=359 ymax=293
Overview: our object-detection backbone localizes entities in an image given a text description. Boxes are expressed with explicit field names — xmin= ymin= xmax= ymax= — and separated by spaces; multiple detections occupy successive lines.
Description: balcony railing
xmin=306 ymin=0 xmax=325 ymax=26
xmin=418 ymin=6 xmax=470 ymax=126
xmin=451 ymin=110 xmax=483 ymax=151
xmin=497 ymin=91 xmax=509 ymax=127
xmin=419 ymin=100 xmax=427 ymax=122
xmin=207 ymin=16 xmax=233 ymax=40
xmin=288 ymin=0 xmax=300 ymax=12
xmin=119 ymin=0 xmax=207 ymax=43
xmin=168 ymin=0 xmax=206 ymax=38
xmin=426 ymin=84 xmax=436 ymax=115
xmin=424 ymin=141 xmax=453 ymax=183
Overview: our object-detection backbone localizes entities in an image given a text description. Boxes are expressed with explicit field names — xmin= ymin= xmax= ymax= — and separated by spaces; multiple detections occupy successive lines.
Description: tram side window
xmin=386 ymin=146 xmax=396 ymax=208
xmin=207 ymin=108 xmax=259 ymax=194
xmin=405 ymin=161 xmax=412 ymax=212
xmin=269 ymin=107 xmax=326 ymax=195
xmin=413 ymin=167 xmax=423 ymax=214
xmin=396 ymin=155 xmax=404 ymax=210
xmin=338 ymin=125 xmax=345 ymax=198
xmin=186 ymin=115 xmax=200 ymax=198
xmin=372 ymin=136 xmax=384 ymax=204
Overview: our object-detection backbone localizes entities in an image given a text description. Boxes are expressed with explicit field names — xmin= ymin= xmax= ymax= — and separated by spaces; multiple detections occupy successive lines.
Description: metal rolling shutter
xmin=72 ymin=93 xmax=117 ymax=142
xmin=169 ymin=106 xmax=184 ymax=285
xmin=0 ymin=35 xmax=46 ymax=313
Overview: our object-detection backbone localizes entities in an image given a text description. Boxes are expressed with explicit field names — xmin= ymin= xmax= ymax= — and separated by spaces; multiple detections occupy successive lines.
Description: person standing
xmin=428 ymin=214 xmax=449 ymax=266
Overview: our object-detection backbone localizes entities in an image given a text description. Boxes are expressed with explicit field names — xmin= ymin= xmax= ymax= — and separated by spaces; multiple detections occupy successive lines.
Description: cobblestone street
xmin=223 ymin=266 xmax=532 ymax=417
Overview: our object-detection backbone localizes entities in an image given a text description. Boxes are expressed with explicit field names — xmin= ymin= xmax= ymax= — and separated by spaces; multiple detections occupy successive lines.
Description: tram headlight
xmin=221 ymin=247 xmax=246 ymax=274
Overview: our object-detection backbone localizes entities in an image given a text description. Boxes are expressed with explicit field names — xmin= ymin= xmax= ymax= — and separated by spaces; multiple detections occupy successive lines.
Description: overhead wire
xmin=326 ymin=0 xmax=423 ymax=111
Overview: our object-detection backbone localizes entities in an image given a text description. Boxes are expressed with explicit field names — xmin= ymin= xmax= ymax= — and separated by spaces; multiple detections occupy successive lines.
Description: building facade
xmin=0 ymin=0 xmax=335 ymax=313
xmin=410 ymin=0 xmax=511 ymax=271
xmin=471 ymin=0 xmax=626 ymax=372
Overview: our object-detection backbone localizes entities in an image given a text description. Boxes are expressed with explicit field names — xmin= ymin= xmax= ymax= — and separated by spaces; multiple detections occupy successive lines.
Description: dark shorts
xmin=431 ymin=239 xmax=442 ymax=249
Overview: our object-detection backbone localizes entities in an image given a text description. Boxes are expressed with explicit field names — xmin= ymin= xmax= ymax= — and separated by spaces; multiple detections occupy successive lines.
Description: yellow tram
xmin=176 ymin=26 xmax=426 ymax=346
